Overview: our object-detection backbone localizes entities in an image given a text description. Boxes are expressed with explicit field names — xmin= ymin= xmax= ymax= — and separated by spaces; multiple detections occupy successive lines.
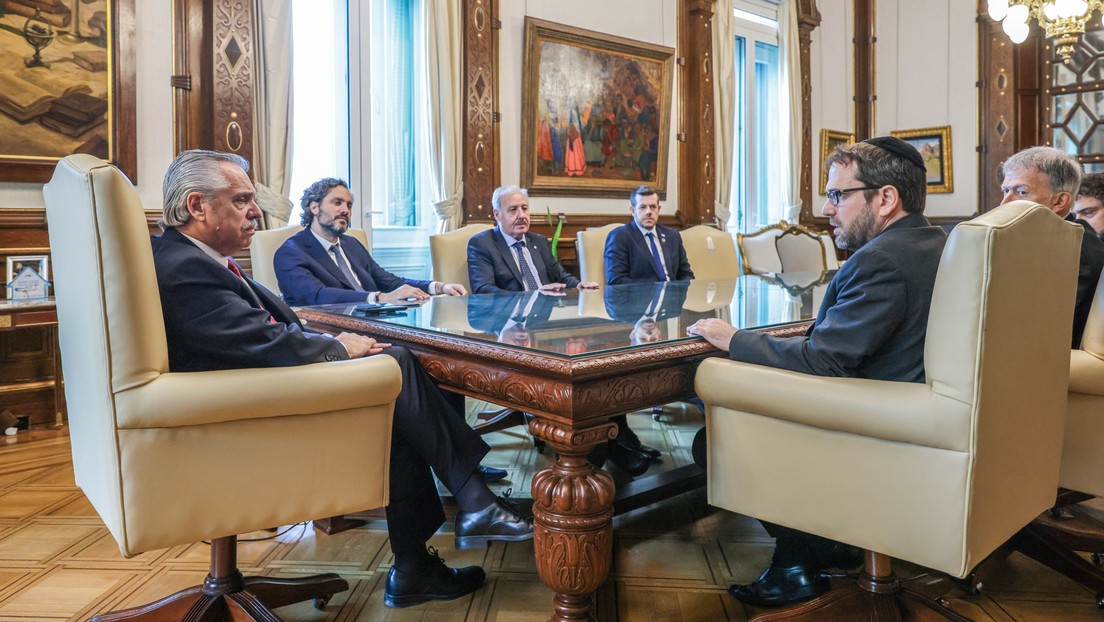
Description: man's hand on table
xmin=336 ymin=332 xmax=390 ymax=358
xmin=687 ymin=318 xmax=738 ymax=351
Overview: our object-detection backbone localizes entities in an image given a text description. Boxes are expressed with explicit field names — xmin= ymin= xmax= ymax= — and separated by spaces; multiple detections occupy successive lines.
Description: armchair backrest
xmin=774 ymin=224 xmax=829 ymax=273
xmin=682 ymin=225 xmax=741 ymax=280
xmin=576 ymin=223 xmax=620 ymax=287
xmin=925 ymin=200 xmax=1081 ymax=560
xmin=735 ymin=222 xmax=785 ymax=275
xmin=250 ymin=225 xmax=370 ymax=296
xmin=43 ymin=155 xmax=168 ymax=541
xmin=430 ymin=223 xmax=493 ymax=291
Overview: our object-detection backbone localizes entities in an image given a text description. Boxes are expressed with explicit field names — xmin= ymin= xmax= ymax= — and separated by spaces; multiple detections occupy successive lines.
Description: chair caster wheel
xmin=1092 ymin=552 xmax=1104 ymax=567
xmin=313 ymin=595 xmax=332 ymax=610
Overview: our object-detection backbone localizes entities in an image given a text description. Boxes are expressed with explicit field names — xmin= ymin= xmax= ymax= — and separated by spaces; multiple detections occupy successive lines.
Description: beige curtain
xmin=421 ymin=0 xmax=464 ymax=233
xmin=712 ymin=0 xmax=736 ymax=229
xmin=252 ymin=0 xmax=294 ymax=228
xmin=779 ymin=0 xmax=803 ymax=222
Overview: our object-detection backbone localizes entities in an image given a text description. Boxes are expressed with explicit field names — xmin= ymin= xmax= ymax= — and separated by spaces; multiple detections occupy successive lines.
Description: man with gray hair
xmin=151 ymin=150 xmax=534 ymax=609
xmin=466 ymin=184 xmax=599 ymax=294
xmin=1000 ymin=146 xmax=1104 ymax=347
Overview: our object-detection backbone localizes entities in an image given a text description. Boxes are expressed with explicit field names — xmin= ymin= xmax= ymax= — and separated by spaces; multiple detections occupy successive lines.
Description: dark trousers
xmin=761 ymin=521 xmax=842 ymax=568
xmin=383 ymin=347 xmax=489 ymax=557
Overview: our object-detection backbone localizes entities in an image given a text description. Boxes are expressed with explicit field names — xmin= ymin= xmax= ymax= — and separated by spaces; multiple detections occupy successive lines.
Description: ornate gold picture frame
xmin=819 ymin=129 xmax=854 ymax=194
xmin=520 ymin=17 xmax=674 ymax=198
xmin=890 ymin=125 xmax=953 ymax=194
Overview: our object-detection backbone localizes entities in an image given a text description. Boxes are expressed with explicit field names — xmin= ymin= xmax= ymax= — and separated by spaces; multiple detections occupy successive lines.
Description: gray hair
xmin=491 ymin=185 xmax=528 ymax=212
xmin=1002 ymin=146 xmax=1082 ymax=195
xmin=162 ymin=150 xmax=250 ymax=227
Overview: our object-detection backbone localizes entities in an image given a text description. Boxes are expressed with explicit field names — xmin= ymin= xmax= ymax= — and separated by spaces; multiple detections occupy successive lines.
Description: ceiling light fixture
xmin=988 ymin=0 xmax=1104 ymax=62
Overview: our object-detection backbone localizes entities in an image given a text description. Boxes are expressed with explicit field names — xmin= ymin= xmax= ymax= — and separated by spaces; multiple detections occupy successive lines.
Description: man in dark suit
xmin=275 ymin=178 xmax=466 ymax=307
xmin=604 ymin=185 xmax=694 ymax=285
xmin=151 ymin=150 xmax=532 ymax=609
xmin=1074 ymin=172 xmax=1104 ymax=239
xmin=466 ymin=185 xmax=599 ymax=294
xmin=690 ymin=137 xmax=948 ymax=607
xmin=999 ymin=146 xmax=1104 ymax=348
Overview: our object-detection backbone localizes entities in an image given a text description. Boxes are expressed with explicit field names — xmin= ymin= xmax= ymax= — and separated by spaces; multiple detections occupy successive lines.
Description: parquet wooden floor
xmin=1 ymin=405 xmax=1103 ymax=621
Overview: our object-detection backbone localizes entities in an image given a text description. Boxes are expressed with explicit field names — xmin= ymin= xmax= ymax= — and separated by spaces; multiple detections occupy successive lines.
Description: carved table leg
xmin=529 ymin=418 xmax=618 ymax=622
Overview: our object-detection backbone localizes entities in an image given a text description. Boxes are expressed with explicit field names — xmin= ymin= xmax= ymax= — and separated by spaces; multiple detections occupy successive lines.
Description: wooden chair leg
xmin=89 ymin=536 xmax=349 ymax=621
xmin=749 ymin=552 xmax=972 ymax=622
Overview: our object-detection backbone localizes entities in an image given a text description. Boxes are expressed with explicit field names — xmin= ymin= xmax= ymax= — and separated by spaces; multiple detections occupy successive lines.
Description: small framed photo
xmin=890 ymin=125 xmax=954 ymax=194
xmin=5 ymin=255 xmax=50 ymax=300
xmin=820 ymin=129 xmax=855 ymax=193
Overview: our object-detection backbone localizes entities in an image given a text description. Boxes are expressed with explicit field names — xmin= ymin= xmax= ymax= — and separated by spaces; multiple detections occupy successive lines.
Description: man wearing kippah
xmin=999 ymin=146 xmax=1104 ymax=348
xmin=689 ymin=136 xmax=948 ymax=607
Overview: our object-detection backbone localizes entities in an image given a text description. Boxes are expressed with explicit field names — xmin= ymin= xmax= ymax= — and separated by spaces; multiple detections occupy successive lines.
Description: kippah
xmin=862 ymin=136 xmax=927 ymax=173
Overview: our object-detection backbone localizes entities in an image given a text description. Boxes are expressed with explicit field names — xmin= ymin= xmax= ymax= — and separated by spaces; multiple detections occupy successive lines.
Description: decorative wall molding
xmin=463 ymin=0 xmax=500 ymax=222
xmin=677 ymin=0 xmax=716 ymax=226
xmin=853 ymin=0 xmax=876 ymax=141
xmin=797 ymin=0 xmax=822 ymax=225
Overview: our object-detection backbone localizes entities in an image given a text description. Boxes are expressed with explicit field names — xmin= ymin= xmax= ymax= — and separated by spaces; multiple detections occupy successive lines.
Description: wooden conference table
xmin=299 ymin=273 xmax=829 ymax=622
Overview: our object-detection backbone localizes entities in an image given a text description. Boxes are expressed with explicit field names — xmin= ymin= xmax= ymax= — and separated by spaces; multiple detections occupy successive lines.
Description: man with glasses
xmin=999 ymin=146 xmax=1104 ymax=348
xmin=688 ymin=136 xmax=947 ymax=607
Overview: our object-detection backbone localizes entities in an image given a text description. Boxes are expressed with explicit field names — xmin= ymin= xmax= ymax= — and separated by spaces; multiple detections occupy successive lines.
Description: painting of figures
xmin=0 ymin=0 xmax=135 ymax=182
xmin=521 ymin=18 xmax=673 ymax=198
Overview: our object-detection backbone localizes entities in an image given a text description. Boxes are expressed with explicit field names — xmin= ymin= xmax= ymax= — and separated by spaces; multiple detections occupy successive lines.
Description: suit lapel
xmin=493 ymin=228 xmax=526 ymax=287
xmin=299 ymin=230 xmax=354 ymax=289
xmin=248 ymin=277 xmax=302 ymax=326
xmin=527 ymin=235 xmax=550 ymax=283
xmin=339 ymin=233 xmax=377 ymax=291
xmin=633 ymin=225 xmax=665 ymax=281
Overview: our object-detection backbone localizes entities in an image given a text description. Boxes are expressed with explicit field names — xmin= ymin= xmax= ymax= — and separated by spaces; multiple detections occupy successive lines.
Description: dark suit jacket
xmin=467 ymin=227 xmax=579 ymax=293
xmin=604 ymin=222 xmax=694 ymax=285
xmin=151 ymin=228 xmax=348 ymax=372
xmin=274 ymin=228 xmax=432 ymax=306
xmin=727 ymin=213 xmax=947 ymax=382
xmin=1068 ymin=214 xmax=1104 ymax=348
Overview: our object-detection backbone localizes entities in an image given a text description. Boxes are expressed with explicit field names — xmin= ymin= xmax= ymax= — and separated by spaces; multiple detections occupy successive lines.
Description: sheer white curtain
xmin=712 ymin=0 xmax=736 ymax=229
xmin=252 ymin=0 xmax=294 ymax=227
xmin=419 ymin=0 xmax=464 ymax=233
xmin=779 ymin=0 xmax=802 ymax=222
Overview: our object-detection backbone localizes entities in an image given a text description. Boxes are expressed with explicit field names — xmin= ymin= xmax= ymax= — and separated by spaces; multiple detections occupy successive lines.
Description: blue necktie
xmin=646 ymin=232 xmax=668 ymax=281
xmin=331 ymin=244 xmax=364 ymax=291
xmin=513 ymin=241 xmax=540 ymax=291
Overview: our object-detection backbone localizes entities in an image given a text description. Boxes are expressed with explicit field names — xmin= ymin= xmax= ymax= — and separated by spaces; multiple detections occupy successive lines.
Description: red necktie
xmin=227 ymin=259 xmax=276 ymax=324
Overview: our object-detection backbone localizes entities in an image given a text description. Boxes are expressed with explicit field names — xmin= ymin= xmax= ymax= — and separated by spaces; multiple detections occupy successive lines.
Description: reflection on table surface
xmin=306 ymin=272 xmax=834 ymax=358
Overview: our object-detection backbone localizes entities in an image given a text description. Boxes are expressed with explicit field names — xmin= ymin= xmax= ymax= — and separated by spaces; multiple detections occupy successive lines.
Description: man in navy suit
xmin=466 ymin=185 xmax=599 ymax=294
xmin=151 ymin=151 xmax=532 ymax=609
xmin=604 ymin=185 xmax=694 ymax=285
xmin=275 ymin=178 xmax=466 ymax=307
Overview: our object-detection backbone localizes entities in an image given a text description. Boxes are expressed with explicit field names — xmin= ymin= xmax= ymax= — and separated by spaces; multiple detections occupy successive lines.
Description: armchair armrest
xmin=1070 ymin=349 xmax=1104 ymax=396
xmin=695 ymin=357 xmax=972 ymax=452
xmin=115 ymin=355 xmax=402 ymax=429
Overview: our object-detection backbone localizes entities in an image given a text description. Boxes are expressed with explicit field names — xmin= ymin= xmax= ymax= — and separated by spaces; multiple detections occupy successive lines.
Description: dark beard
xmin=834 ymin=204 xmax=878 ymax=251
xmin=319 ymin=217 xmax=347 ymax=239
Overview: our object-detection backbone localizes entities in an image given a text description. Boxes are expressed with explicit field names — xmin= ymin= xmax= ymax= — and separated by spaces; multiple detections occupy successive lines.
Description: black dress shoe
xmin=618 ymin=435 xmax=662 ymax=460
xmin=607 ymin=440 xmax=652 ymax=476
xmin=479 ymin=465 xmax=508 ymax=483
xmin=455 ymin=489 xmax=534 ymax=549
xmin=728 ymin=563 xmax=829 ymax=607
xmin=384 ymin=549 xmax=486 ymax=608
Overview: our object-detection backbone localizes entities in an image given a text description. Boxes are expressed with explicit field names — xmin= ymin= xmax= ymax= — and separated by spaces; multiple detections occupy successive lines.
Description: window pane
xmin=753 ymin=40 xmax=781 ymax=229
xmin=370 ymin=0 xmax=418 ymax=227
xmin=733 ymin=35 xmax=747 ymax=232
xmin=289 ymin=0 xmax=349 ymax=224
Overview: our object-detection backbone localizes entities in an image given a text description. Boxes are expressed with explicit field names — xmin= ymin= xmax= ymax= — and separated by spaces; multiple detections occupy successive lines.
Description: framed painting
xmin=890 ymin=125 xmax=953 ymax=194
xmin=819 ymin=129 xmax=854 ymax=193
xmin=520 ymin=17 xmax=674 ymax=199
xmin=0 ymin=0 xmax=136 ymax=183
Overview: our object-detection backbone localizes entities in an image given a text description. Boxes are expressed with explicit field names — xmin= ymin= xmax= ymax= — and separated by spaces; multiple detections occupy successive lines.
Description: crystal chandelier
xmin=988 ymin=0 xmax=1104 ymax=62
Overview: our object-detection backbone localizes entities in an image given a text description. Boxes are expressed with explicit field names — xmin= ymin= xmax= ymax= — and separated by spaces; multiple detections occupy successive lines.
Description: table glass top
xmin=305 ymin=272 xmax=832 ymax=358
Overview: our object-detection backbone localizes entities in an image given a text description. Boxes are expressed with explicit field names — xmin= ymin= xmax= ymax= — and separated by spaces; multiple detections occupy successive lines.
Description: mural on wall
xmin=0 ymin=0 xmax=135 ymax=182
xmin=521 ymin=18 xmax=674 ymax=198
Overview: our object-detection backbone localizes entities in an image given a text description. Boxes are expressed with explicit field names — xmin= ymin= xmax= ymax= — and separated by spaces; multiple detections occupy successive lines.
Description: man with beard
xmin=1074 ymin=172 xmax=1104 ymax=239
xmin=999 ymin=147 xmax=1104 ymax=348
xmin=152 ymin=152 xmax=533 ymax=611
xmin=688 ymin=137 xmax=947 ymax=607
xmin=275 ymin=178 xmax=467 ymax=307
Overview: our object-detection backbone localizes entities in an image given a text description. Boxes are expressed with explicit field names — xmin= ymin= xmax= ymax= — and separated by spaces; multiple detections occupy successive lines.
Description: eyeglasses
xmin=825 ymin=186 xmax=880 ymax=206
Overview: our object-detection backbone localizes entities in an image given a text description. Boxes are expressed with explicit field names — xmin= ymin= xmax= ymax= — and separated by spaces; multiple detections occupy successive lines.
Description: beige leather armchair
xmin=735 ymin=222 xmax=784 ymax=275
xmin=774 ymin=224 xmax=831 ymax=273
xmin=682 ymin=224 xmax=741 ymax=280
xmin=429 ymin=223 xmax=493 ymax=292
xmin=44 ymin=155 xmax=402 ymax=621
xmin=576 ymin=222 xmax=620 ymax=287
xmin=250 ymin=224 xmax=370 ymax=296
xmin=697 ymin=202 xmax=1081 ymax=620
